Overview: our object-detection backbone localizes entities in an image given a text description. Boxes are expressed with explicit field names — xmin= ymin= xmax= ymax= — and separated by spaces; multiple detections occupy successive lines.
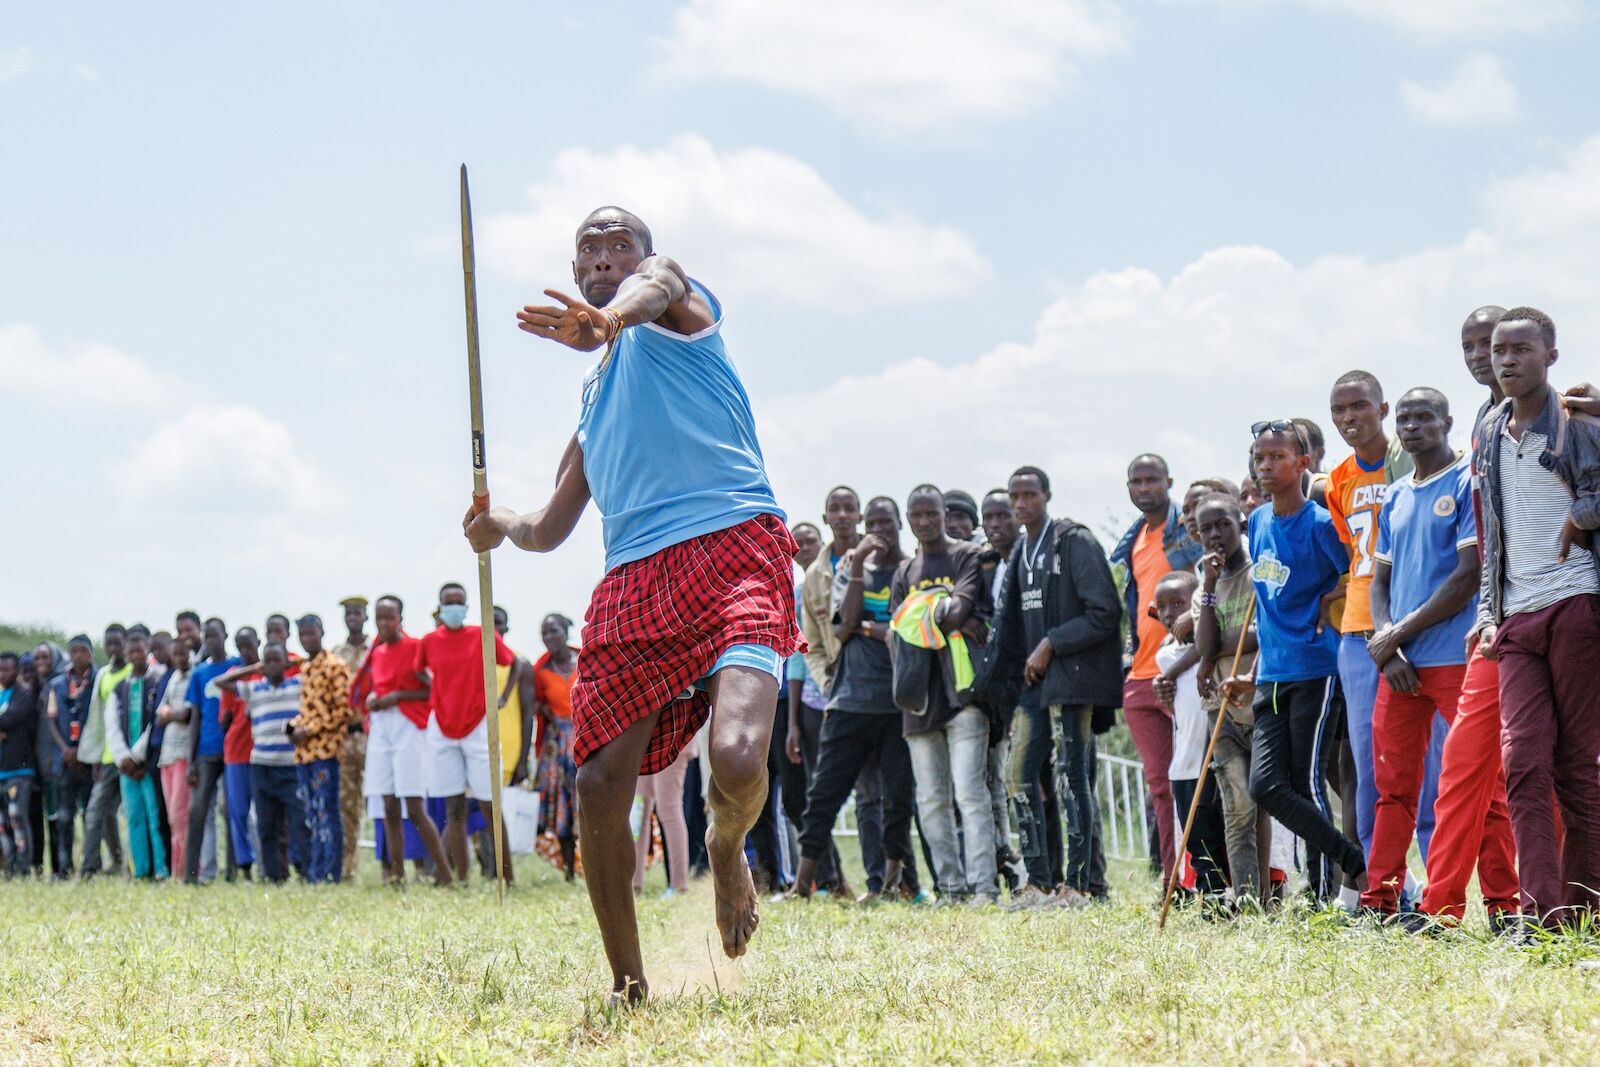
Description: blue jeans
xmin=250 ymin=763 xmax=308 ymax=884
xmin=119 ymin=771 xmax=168 ymax=878
xmin=297 ymin=759 xmax=343 ymax=883
xmin=907 ymin=707 xmax=997 ymax=898
xmin=1339 ymin=634 xmax=1446 ymax=862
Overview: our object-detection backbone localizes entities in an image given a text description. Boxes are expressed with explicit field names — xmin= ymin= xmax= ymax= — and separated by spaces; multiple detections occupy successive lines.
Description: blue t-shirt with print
xmin=1249 ymin=500 xmax=1347 ymax=683
xmin=1375 ymin=455 xmax=1478 ymax=668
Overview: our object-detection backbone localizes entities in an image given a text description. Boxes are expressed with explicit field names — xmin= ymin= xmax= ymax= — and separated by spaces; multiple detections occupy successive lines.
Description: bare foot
xmin=705 ymin=824 xmax=759 ymax=958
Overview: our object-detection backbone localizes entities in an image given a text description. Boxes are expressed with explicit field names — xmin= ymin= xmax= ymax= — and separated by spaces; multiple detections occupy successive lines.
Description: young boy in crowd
xmin=1241 ymin=421 xmax=1365 ymax=900
xmin=1193 ymin=492 xmax=1268 ymax=905
xmin=1473 ymin=307 xmax=1600 ymax=928
xmin=214 ymin=643 xmax=306 ymax=884
xmin=105 ymin=632 xmax=168 ymax=879
xmin=44 ymin=635 xmax=96 ymax=878
xmin=288 ymin=614 xmax=353 ymax=884
xmin=154 ymin=638 xmax=194 ymax=881
xmin=1152 ymin=570 xmax=1228 ymax=900
xmin=1358 ymin=389 xmax=1498 ymax=923
xmin=0 ymin=652 xmax=39 ymax=876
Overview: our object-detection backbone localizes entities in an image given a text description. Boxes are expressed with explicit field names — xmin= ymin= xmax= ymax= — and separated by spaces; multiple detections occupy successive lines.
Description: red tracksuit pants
xmin=1416 ymin=649 xmax=1519 ymax=919
xmin=1361 ymin=657 xmax=1516 ymax=915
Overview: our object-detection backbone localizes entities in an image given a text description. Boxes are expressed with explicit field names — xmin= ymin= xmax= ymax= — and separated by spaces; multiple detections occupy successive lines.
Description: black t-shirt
xmin=892 ymin=540 xmax=987 ymax=735
xmin=825 ymin=558 xmax=897 ymax=715
xmin=1017 ymin=526 xmax=1053 ymax=710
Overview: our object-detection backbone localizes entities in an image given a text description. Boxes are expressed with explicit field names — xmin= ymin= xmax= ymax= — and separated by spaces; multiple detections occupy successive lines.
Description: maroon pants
xmin=1124 ymin=677 xmax=1176 ymax=884
xmin=1495 ymin=593 xmax=1600 ymax=926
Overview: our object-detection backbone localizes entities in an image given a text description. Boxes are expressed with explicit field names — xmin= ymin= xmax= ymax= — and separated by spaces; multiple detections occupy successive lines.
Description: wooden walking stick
xmin=1158 ymin=590 xmax=1257 ymax=930
xmin=459 ymin=163 xmax=507 ymax=900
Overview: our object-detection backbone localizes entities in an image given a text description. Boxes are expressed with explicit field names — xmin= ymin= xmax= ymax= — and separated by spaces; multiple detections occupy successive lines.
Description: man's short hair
xmin=908 ymin=483 xmax=944 ymax=508
xmin=543 ymin=612 xmax=574 ymax=632
xmin=1399 ymin=387 xmax=1450 ymax=415
xmin=791 ymin=521 xmax=822 ymax=538
xmin=1292 ymin=418 xmax=1325 ymax=454
xmin=1189 ymin=477 xmax=1239 ymax=499
xmin=203 ymin=617 xmax=226 ymax=632
xmin=1464 ymin=305 xmax=1507 ymax=330
xmin=1009 ymin=466 xmax=1051 ymax=495
xmin=1156 ymin=569 xmax=1199 ymax=593
xmin=983 ymin=488 xmax=1009 ymax=504
xmin=236 ymin=625 xmax=259 ymax=640
xmin=125 ymin=630 xmax=148 ymax=646
xmin=439 ymin=581 xmax=466 ymax=599
xmin=376 ymin=594 xmax=404 ymax=614
xmin=176 ymin=610 xmax=201 ymax=627
xmin=1195 ymin=491 xmax=1243 ymax=522
xmin=580 ymin=206 xmax=653 ymax=255
xmin=866 ymin=494 xmax=901 ymax=521
xmin=1129 ymin=453 xmax=1170 ymax=477
xmin=0 ymin=651 xmax=17 ymax=666
xmin=127 ymin=623 xmax=151 ymax=638
xmin=69 ymin=634 xmax=93 ymax=650
xmin=1334 ymin=369 xmax=1384 ymax=401
xmin=262 ymin=641 xmax=288 ymax=656
xmin=104 ymin=623 xmax=126 ymax=637
xmin=1499 ymin=306 xmax=1557 ymax=349
xmin=295 ymin=614 xmax=322 ymax=631
xmin=825 ymin=485 xmax=861 ymax=508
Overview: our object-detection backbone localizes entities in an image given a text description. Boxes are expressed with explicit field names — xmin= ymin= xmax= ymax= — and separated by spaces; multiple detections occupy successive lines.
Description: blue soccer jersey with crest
xmin=1248 ymin=500 xmax=1348 ymax=683
xmin=1374 ymin=454 xmax=1478 ymax=668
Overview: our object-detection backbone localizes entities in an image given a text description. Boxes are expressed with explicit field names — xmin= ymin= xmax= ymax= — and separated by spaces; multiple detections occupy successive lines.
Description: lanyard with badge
xmin=1021 ymin=528 xmax=1052 ymax=588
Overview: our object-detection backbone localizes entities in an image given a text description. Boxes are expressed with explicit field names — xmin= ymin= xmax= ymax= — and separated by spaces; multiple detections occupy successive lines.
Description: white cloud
xmin=1196 ymin=0 xmax=1575 ymax=37
xmin=1400 ymin=54 xmax=1520 ymax=127
xmin=110 ymin=405 xmax=340 ymax=514
xmin=479 ymin=135 xmax=990 ymax=309
xmin=0 ymin=323 xmax=174 ymax=405
xmin=759 ymin=135 xmax=1600 ymax=538
xmin=0 ymin=46 xmax=35 ymax=82
xmin=651 ymin=0 xmax=1126 ymax=137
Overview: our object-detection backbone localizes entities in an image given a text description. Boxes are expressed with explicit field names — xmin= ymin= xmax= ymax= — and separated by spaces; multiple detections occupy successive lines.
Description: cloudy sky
xmin=5 ymin=0 xmax=1598 ymax=643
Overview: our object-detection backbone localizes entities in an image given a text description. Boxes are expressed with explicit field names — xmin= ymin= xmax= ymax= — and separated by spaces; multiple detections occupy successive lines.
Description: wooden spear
xmin=460 ymin=163 xmax=507 ymax=900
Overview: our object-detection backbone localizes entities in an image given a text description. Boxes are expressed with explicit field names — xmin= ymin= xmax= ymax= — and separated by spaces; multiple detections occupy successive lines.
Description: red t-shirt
xmin=222 ymin=655 xmax=303 ymax=764
xmin=369 ymin=635 xmax=431 ymax=730
xmin=415 ymin=625 xmax=514 ymax=739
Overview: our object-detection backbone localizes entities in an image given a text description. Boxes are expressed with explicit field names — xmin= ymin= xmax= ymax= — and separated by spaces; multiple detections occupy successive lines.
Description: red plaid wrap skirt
xmin=570 ymin=514 xmax=806 ymax=776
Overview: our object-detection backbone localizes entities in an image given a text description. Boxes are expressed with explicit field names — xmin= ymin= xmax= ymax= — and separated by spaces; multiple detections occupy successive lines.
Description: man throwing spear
xmin=463 ymin=207 xmax=802 ymax=1004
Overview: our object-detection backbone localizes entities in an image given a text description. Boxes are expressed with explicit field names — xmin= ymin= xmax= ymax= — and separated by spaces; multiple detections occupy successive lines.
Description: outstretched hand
xmin=516 ymin=290 xmax=615 ymax=352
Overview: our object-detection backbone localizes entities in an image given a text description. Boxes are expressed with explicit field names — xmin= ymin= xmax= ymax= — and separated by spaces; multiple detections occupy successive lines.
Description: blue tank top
xmin=577 ymin=279 xmax=783 ymax=572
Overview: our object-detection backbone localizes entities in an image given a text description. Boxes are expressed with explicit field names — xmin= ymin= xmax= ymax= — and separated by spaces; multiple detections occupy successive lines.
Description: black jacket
xmin=0 ymin=683 xmax=38 ymax=775
xmin=980 ymin=517 xmax=1124 ymax=724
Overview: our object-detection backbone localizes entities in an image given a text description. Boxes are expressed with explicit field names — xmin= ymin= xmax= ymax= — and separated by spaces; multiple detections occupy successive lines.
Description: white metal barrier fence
xmin=1098 ymin=753 xmax=1151 ymax=861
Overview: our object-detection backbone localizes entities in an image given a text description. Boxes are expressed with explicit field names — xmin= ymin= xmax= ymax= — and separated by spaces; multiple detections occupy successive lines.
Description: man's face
xmin=1008 ymin=475 xmax=1049 ymax=528
xmin=907 ymin=493 xmax=947 ymax=548
xmin=823 ymin=490 xmax=861 ymax=543
xmin=265 ymin=617 xmax=290 ymax=646
xmin=236 ymin=629 xmax=261 ymax=666
xmin=1195 ymin=500 xmax=1243 ymax=558
xmin=171 ymin=641 xmax=191 ymax=671
xmin=69 ymin=644 xmax=92 ymax=671
xmin=944 ymin=510 xmax=975 ymax=541
xmin=493 ymin=608 xmax=509 ymax=637
xmin=1491 ymin=320 xmax=1555 ymax=401
xmin=202 ymin=621 xmax=226 ymax=660
xmin=0 ymin=660 xmax=14 ymax=688
xmin=104 ymin=630 xmax=125 ymax=662
xmin=375 ymin=601 xmax=402 ymax=642
xmin=572 ymin=220 xmax=646 ymax=307
xmin=1239 ymin=476 xmax=1265 ymax=516
xmin=792 ymin=525 xmax=822 ymax=570
xmin=151 ymin=632 xmax=172 ymax=667
xmin=1395 ymin=397 xmax=1451 ymax=457
xmin=261 ymin=646 xmax=288 ymax=685
xmin=1154 ymin=583 xmax=1192 ymax=633
xmin=127 ymin=639 xmax=148 ymax=673
xmin=1462 ymin=315 xmax=1500 ymax=389
xmin=863 ymin=502 xmax=900 ymax=547
xmin=1126 ymin=460 xmax=1171 ymax=514
xmin=1180 ymin=484 xmax=1208 ymax=541
xmin=1329 ymin=381 xmax=1387 ymax=451
xmin=344 ymin=604 xmax=367 ymax=638
xmin=440 ymin=587 xmax=467 ymax=609
xmin=177 ymin=617 xmax=202 ymax=652
xmin=982 ymin=496 xmax=1018 ymax=551
xmin=298 ymin=622 xmax=323 ymax=658
xmin=1252 ymin=431 xmax=1308 ymax=496
xmin=32 ymin=645 xmax=53 ymax=680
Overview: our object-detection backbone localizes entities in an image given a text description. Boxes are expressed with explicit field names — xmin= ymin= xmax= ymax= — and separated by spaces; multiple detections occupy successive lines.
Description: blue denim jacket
xmin=1108 ymin=502 xmax=1204 ymax=667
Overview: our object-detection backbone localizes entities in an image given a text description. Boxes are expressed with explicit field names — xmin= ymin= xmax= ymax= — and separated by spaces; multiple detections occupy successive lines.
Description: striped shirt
xmin=1499 ymin=429 xmax=1599 ymax=617
xmin=235 ymin=675 xmax=301 ymax=767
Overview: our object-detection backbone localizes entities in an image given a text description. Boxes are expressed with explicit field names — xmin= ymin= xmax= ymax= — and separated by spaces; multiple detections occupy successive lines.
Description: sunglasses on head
xmin=1250 ymin=419 xmax=1309 ymax=453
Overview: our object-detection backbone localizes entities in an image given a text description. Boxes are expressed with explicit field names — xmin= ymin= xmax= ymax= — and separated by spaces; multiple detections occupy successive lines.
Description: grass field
xmin=4 ymin=849 xmax=1600 ymax=1065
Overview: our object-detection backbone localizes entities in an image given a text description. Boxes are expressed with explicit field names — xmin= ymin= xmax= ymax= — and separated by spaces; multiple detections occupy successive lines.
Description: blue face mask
xmin=439 ymin=604 xmax=469 ymax=630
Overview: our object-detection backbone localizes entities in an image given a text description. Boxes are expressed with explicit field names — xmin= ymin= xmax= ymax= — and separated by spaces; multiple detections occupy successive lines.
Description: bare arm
xmin=515 ymin=256 xmax=714 ymax=349
xmin=465 ymin=433 xmax=592 ymax=554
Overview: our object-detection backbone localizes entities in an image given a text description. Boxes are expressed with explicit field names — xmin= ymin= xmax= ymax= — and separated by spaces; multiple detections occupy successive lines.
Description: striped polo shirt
xmin=236 ymin=675 xmax=301 ymax=767
xmin=1499 ymin=429 xmax=1599 ymax=617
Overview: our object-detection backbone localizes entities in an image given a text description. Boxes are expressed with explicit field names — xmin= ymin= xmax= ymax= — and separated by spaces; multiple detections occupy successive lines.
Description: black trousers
xmin=799 ymin=710 xmax=916 ymax=875
xmin=1171 ymin=776 xmax=1229 ymax=895
xmin=184 ymin=756 xmax=225 ymax=883
xmin=250 ymin=763 xmax=307 ymax=884
xmin=785 ymin=702 xmax=842 ymax=887
xmin=1248 ymin=677 xmax=1364 ymax=899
